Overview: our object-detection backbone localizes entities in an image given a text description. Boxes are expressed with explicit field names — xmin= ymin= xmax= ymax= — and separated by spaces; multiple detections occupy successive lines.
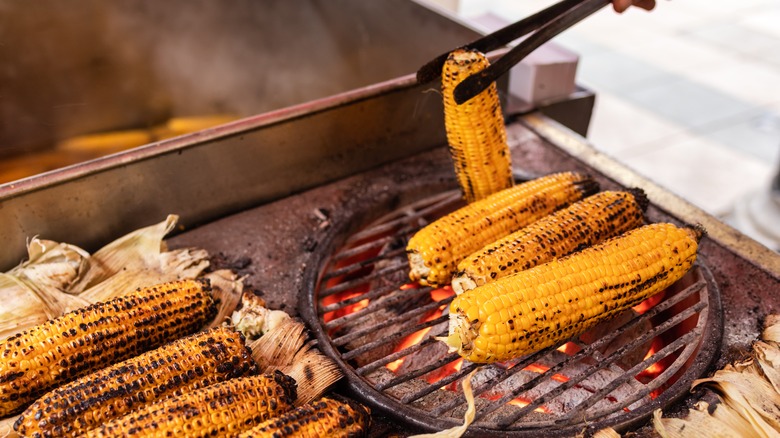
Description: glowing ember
xmin=507 ymin=397 xmax=550 ymax=413
xmin=636 ymin=338 xmax=673 ymax=398
xmin=385 ymin=306 xmax=445 ymax=373
xmin=633 ymin=290 xmax=666 ymax=314
xmin=322 ymin=289 xmax=369 ymax=323
xmin=557 ymin=342 xmax=581 ymax=356
xmin=430 ymin=285 xmax=455 ymax=302
xmin=523 ymin=364 xmax=570 ymax=383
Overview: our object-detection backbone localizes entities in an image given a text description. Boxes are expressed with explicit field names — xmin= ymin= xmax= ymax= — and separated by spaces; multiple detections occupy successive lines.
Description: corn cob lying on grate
xmin=0 ymin=278 xmax=216 ymax=417
xmin=452 ymin=189 xmax=649 ymax=294
xmin=442 ymin=48 xmax=514 ymax=203
xmin=237 ymin=396 xmax=370 ymax=438
xmin=407 ymin=171 xmax=599 ymax=287
xmin=14 ymin=326 xmax=257 ymax=438
xmin=83 ymin=371 xmax=297 ymax=437
xmin=445 ymin=223 xmax=703 ymax=363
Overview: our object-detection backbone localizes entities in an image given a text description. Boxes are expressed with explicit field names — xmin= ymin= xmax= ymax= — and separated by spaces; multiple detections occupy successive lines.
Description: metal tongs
xmin=417 ymin=0 xmax=610 ymax=104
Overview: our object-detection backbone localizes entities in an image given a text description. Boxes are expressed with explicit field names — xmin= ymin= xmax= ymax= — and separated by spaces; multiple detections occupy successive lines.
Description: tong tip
xmin=416 ymin=52 xmax=450 ymax=85
xmin=453 ymin=72 xmax=488 ymax=105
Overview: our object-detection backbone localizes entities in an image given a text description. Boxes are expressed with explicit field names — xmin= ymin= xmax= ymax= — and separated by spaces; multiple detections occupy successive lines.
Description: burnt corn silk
xmin=452 ymin=189 xmax=649 ymax=294
xmin=442 ymin=48 xmax=514 ymax=204
xmin=406 ymin=172 xmax=599 ymax=287
xmin=0 ymin=278 xmax=217 ymax=416
xmin=446 ymin=223 xmax=703 ymax=363
xmin=14 ymin=326 xmax=257 ymax=438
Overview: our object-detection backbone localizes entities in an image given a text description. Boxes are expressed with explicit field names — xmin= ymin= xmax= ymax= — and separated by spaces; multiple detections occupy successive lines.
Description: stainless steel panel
xmin=0 ymin=75 xmax=449 ymax=270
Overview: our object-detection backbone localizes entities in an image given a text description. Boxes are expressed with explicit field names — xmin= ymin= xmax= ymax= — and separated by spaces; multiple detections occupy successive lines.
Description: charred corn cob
xmin=14 ymin=326 xmax=256 ymax=438
xmin=0 ymin=278 xmax=216 ymax=416
xmin=407 ymin=172 xmax=598 ymax=286
xmin=237 ymin=396 xmax=370 ymax=438
xmin=83 ymin=371 xmax=297 ymax=438
xmin=452 ymin=189 xmax=649 ymax=294
xmin=446 ymin=223 xmax=703 ymax=363
xmin=443 ymin=48 xmax=514 ymax=203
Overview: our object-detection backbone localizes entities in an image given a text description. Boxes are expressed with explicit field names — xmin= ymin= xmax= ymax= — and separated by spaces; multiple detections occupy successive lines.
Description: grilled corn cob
xmin=407 ymin=172 xmax=598 ymax=286
xmin=14 ymin=326 xmax=256 ymax=438
xmin=83 ymin=371 xmax=297 ymax=438
xmin=452 ymin=189 xmax=648 ymax=294
xmin=446 ymin=223 xmax=703 ymax=363
xmin=237 ymin=396 xmax=370 ymax=438
xmin=443 ymin=48 xmax=513 ymax=203
xmin=0 ymin=278 xmax=216 ymax=416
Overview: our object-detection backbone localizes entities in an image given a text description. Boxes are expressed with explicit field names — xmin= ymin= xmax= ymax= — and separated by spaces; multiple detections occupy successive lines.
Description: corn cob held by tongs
xmin=0 ymin=279 xmax=216 ymax=417
xmin=446 ymin=222 xmax=703 ymax=363
xmin=406 ymin=171 xmax=598 ymax=287
xmin=452 ymin=189 xmax=649 ymax=294
xmin=442 ymin=49 xmax=514 ymax=204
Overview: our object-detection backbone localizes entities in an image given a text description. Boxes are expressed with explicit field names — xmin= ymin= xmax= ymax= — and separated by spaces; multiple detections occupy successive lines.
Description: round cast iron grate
xmin=301 ymin=190 xmax=724 ymax=436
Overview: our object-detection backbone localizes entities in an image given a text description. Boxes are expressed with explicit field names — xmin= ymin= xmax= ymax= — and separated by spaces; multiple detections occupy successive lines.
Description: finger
xmin=612 ymin=0 xmax=632 ymax=13
xmin=633 ymin=0 xmax=656 ymax=11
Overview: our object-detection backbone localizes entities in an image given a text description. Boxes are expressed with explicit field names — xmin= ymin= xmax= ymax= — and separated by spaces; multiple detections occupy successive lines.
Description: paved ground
xmin=437 ymin=0 xmax=780 ymax=249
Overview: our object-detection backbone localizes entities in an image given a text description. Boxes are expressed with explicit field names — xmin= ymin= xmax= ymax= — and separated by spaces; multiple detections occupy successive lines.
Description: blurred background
xmin=432 ymin=0 xmax=780 ymax=250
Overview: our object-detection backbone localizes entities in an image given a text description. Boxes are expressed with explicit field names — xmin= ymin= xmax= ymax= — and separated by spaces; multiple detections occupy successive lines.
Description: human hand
xmin=612 ymin=0 xmax=656 ymax=13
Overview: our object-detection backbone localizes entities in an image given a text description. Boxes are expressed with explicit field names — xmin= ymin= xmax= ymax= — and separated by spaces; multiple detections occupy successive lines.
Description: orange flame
xmin=523 ymin=364 xmax=570 ymax=383
xmin=633 ymin=290 xmax=666 ymax=314
xmin=636 ymin=338 xmax=670 ymax=398
xmin=322 ymin=289 xmax=369 ymax=323
xmin=386 ymin=306 xmax=445 ymax=372
xmin=431 ymin=286 xmax=455 ymax=302
xmin=557 ymin=342 xmax=581 ymax=356
xmin=507 ymin=397 xmax=551 ymax=413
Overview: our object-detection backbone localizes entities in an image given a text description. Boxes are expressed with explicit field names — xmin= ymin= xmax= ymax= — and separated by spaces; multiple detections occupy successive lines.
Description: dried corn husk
xmin=0 ymin=415 xmax=17 ymax=438
xmin=230 ymin=290 xmax=291 ymax=340
xmin=1 ymin=215 xmax=210 ymax=339
xmin=654 ymin=315 xmax=780 ymax=438
xmin=409 ymin=369 xmax=477 ymax=438
xmin=591 ymin=428 xmax=621 ymax=438
xmin=248 ymin=319 xmax=343 ymax=405
xmin=203 ymin=269 xmax=244 ymax=329
xmin=0 ymin=239 xmax=90 ymax=340
xmin=73 ymin=215 xmax=209 ymax=301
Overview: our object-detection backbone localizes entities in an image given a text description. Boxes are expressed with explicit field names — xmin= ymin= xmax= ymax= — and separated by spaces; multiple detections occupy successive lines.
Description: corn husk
xmin=73 ymin=215 xmax=209 ymax=301
xmin=654 ymin=315 xmax=780 ymax=438
xmin=202 ymin=269 xmax=244 ymax=329
xmin=1 ymin=215 xmax=210 ymax=340
xmin=762 ymin=315 xmax=780 ymax=344
xmin=0 ymin=415 xmax=18 ymax=438
xmin=654 ymin=402 xmax=754 ymax=438
xmin=409 ymin=369 xmax=477 ymax=438
xmin=0 ymin=238 xmax=90 ymax=340
xmin=230 ymin=291 xmax=291 ymax=341
xmin=248 ymin=319 xmax=343 ymax=405
xmin=591 ymin=428 xmax=621 ymax=438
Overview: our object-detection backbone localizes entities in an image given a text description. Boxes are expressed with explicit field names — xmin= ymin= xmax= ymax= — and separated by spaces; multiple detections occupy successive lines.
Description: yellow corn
xmin=442 ymin=48 xmax=514 ymax=203
xmin=445 ymin=223 xmax=703 ymax=363
xmin=407 ymin=172 xmax=598 ymax=287
xmin=0 ymin=279 xmax=216 ymax=416
xmin=237 ymin=396 xmax=370 ymax=438
xmin=14 ymin=326 xmax=256 ymax=438
xmin=83 ymin=372 xmax=297 ymax=438
xmin=452 ymin=189 xmax=649 ymax=294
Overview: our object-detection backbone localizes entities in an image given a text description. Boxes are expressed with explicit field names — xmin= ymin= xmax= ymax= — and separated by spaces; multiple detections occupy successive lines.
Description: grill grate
xmin=306 ymin=190 xmax=722 ymax=435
